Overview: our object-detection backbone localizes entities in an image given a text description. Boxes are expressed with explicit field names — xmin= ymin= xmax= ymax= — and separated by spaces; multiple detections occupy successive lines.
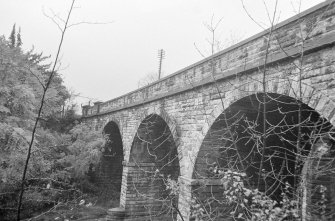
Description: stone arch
xmin=102 ymin=117 xmax=123 ymax=135
xmin=191 ymin=92 xmax=335 ymax=220
xmin=191 ymin=79 xmax=335 ymax=178
xmin=124 ymin=113 xmax=180 ymax=220
xmin=201 ymin=79 xmax=335 ymax=141
xmin=125 ymin=108 xmax=180 ymax=163
xmin=102 ymin=118 xmax=124 ymax=153
xmin=189 ymin=75 xmax=335 ymax=178
xmin=97 ymin=120 xmax=124 ymax=207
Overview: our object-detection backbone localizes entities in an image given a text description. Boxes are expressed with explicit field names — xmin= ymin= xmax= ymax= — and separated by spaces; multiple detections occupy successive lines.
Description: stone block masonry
xmin=84 ymin=1 xmax=335 ymax=220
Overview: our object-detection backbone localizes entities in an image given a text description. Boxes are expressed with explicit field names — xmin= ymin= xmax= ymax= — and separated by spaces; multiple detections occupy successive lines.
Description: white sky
xmin=0 ymin=0 xmax=324 ymax=106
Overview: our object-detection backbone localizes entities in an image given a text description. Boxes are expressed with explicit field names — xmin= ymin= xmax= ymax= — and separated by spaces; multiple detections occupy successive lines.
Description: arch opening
xmin=96 ymin=121 xmax=124 ymax=207
xmin=126 ymin=114 xmax=180 ymax=220
xmin=192 ymin=93 xmax=335 ymax=220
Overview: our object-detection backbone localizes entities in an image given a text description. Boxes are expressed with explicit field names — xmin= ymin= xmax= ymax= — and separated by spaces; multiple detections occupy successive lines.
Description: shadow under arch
xmin=125 ymin=114 xmax=180 ymax=220
xmin=192 ymin=93 xmax=335 ymax=220
xmin=98 ymin=121 xmax=124 ymax=207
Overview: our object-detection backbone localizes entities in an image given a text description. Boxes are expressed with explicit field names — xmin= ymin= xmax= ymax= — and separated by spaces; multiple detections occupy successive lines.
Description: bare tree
xmin=138 ymin=72 xmax=161 ymax=88
xmin=16 ymin=1 xmax=77 ymax=220
xmin=194 ymin=14 xmax=243 ymax=59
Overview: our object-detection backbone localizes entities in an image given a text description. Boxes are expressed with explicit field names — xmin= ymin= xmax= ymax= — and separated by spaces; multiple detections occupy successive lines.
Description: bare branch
xmin=42 ymin=7 xmax=63 ymax=32
xmin=68 ymin=20 xmax=114 ymax=28
xmin=193 ymin=42 xmax=206 ymax=58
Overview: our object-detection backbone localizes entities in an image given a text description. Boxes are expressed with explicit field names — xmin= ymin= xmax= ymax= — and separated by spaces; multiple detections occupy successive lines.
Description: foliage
xmin=8 ymin=24 xmax=16 ymax=48
xmin=42 ymin=106 xmax=78 ymax=134
xmin=61 ymin=123 xmax=105 ymax=181
xmin=16 ymin=27 xmax=22 ymax=48
xmin=220 ymin=170 xmax=300 ymax=221
xmin=165 ymin=170 xmax=302 ymax=221
xmin=0 ymin=29 xmax=105 ymax=220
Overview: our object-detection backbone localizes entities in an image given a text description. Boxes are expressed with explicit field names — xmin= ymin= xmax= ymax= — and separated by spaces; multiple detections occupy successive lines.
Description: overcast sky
xmin=0 ymin=0 xmax=324 ymax=106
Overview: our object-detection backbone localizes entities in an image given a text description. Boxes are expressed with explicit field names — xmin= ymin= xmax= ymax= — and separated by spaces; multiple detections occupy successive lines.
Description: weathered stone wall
xmin=84 ymin=1 xmax=335 ymax=118
xmin=83 ymin=1 xmax=335 ymax=220
xmin=86 ymin=44 xmax=335 ymax=179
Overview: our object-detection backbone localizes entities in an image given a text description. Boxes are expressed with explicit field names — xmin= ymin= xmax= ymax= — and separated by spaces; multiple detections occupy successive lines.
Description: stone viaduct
xmin=82 ymin=1 xmax=335 ymax=220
